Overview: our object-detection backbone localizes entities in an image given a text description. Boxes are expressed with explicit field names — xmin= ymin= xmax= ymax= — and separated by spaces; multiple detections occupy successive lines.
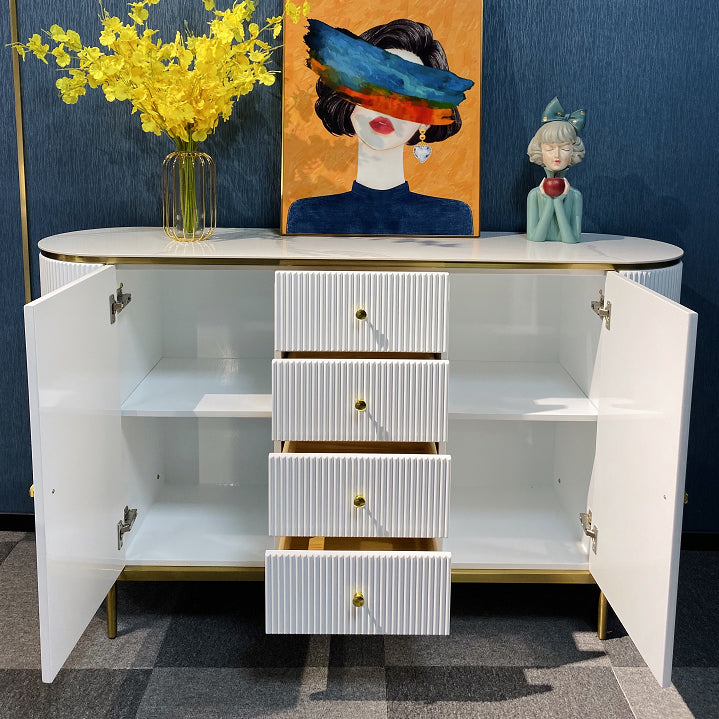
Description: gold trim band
xmin=451 ymin=568 xmax=595 ymax=584
xmin=38 ymin=249 xmax=683 ymax=273
xmin=118 ymin=565 xmax=265 ymax=581
xmin=116 ymin=565 xmax=594 ymax=585
xmin=38 ymin=250 xmax=622 ymax=272
xmin=9 ymin=0 xmax=31 ymax=303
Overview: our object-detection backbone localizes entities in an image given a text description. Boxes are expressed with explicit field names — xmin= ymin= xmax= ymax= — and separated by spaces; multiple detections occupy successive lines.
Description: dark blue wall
xmin=3 ymin=1 xmax=719 ymax=529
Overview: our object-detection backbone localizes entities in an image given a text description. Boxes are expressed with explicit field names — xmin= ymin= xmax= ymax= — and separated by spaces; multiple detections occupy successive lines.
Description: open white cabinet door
xmin=588 ymin=272 xmax=697 ymax=687
xmin=25 ymin=266 xmax=126 ymax=682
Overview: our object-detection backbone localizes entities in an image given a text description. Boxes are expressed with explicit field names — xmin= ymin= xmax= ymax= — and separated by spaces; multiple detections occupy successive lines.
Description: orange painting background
xmin=280 ymin=0 xmax=483 ymax=235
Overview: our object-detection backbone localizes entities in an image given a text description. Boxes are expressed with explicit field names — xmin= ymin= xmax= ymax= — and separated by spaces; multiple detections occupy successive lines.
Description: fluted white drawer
xmin=272 ymin=359 xmax=448 ymax=442
xmin=265 ymin=540 xmax=451 ymax=634
xmin=268 ymin=451 xmax=450 ymax=537
xmin=274 ymin=270 xmax=448 ymax=353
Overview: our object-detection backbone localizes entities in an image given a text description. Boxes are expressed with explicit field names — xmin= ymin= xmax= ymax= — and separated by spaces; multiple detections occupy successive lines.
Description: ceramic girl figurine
xmin=526 ymin=98 xmax=586 ymax=243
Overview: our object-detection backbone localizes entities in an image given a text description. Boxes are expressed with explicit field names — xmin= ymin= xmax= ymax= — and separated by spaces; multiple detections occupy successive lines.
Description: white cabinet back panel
xmin=153 ymin=267 xmax=275 ymax=359
xmin=447 ymin=420 xmax=595 ymax=568
xmin=124 ymin=483 xmax=271 ymax=565
xmin=275 ymin=270 xmax=448 ymax=353
xmin=448 ymin=361 xmax=597 ymax=420
xmin=266 ymin=550 xmax=451 ymax=634
xmin=268 ymin=453 xmax=450 ymax=537
xmin=121 ymin=358 xmax=271 ymax=417
xmin=272 ymin=359 xmax=448 ymax=442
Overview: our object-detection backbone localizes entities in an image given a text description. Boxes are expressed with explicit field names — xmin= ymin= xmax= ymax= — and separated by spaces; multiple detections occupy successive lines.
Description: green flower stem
xmin=175 ymin=138 xmax=199 ymax=237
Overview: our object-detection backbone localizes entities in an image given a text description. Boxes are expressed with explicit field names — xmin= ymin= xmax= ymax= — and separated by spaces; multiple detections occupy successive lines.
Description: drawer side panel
xmin=268 ymin=453 xmax=450 ymax=537
xmin=275 ymin=271 xmax=448 ymax=353
xmin=265 ymin=550 xmax=451 ymax=634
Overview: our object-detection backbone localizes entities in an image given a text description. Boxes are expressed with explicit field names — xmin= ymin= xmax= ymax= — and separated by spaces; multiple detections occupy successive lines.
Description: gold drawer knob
xmin=354 ymin=399 xmax=367 ymax=412
xmin=352 ymin=592 xmax=365 ymax=608
xmin=355 ymin=308 xmax=367 ymax=321
xmin=353 ymin=494 xmax=366 ymax=508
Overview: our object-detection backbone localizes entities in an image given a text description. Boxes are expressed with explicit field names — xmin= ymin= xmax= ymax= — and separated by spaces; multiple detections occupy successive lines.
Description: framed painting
xmin=281 ymin=0 xmax=483 ymax=236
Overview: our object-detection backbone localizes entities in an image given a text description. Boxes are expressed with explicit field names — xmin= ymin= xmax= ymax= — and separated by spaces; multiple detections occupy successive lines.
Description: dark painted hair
xmin=314 ymin=19 xmax=463 ymax=145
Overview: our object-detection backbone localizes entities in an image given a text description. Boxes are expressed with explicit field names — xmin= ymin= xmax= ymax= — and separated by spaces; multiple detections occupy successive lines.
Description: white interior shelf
xmin=448 ymin=361 xmax=597 ymax=421
xmin=121 ymin=358 xmax=272 ymax=417
xmin=445 ymin=483 xmax=590 ymax=570
xmin=125 ymin=483 xmax=271 ymax=566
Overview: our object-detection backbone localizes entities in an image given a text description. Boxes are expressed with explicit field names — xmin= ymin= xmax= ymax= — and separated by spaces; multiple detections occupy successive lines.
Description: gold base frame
xmin=105 ymin=566 xmax=607 ymax=640
xmin=9 ymin=0 xmax=31 ymax=303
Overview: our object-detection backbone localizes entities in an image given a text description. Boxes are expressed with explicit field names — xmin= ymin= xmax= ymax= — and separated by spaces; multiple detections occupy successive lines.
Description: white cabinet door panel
xmin=588 ymin=272 xmax=697 ymax=687
xmin=25 ymin=266 xmax=126 ymax=682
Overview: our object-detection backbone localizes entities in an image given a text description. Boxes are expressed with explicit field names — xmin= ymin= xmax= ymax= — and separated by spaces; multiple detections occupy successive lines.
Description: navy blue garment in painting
xmin=286 ymin=182 xmax=473 ymax=235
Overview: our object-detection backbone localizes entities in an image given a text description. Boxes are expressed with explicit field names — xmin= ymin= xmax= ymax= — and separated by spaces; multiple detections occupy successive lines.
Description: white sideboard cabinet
xmin=25 ymin=228 xmax=696 ymax=686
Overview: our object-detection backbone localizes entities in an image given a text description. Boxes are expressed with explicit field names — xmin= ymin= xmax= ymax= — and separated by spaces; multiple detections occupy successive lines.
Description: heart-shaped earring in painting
xmin=413 ymin=128 xmax=432 ymax=163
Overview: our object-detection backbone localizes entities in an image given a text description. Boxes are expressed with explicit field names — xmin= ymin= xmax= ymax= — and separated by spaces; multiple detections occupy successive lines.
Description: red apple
xmin=543 ymin=177 xmax=566 ymax=197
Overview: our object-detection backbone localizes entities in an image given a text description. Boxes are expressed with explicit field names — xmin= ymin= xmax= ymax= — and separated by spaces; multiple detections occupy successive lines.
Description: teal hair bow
xmin=541 ymin=97 xmax=586 ymax=132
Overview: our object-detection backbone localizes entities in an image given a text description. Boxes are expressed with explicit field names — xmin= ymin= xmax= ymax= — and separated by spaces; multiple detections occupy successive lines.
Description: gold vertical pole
xmin=597 ymin=590 xmax=608 ymax=640
xmin=9 ymin=0 xmax=32 ymax=304
xmin=106 ymin=584 xmax=117 ymax=639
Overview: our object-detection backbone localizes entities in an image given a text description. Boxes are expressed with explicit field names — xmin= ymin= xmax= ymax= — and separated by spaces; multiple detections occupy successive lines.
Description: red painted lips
xmin=369 ymin=117 xmax=395 ymax=135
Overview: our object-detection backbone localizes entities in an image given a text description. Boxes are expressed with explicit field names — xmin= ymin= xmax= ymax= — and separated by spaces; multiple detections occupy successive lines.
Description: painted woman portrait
xmin=526 ymin=98 xmax=586 ymax=243
xmin=285 ymin=18 xmax=475 ymax=236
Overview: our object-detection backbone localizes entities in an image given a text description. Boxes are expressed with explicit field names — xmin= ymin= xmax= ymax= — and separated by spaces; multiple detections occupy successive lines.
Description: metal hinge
xmin=117 ymin=506 xmax=138 ymax=550
xmin=591 ymin=290 xmax=611 ymax=330
xmin=110 ymin=283 xmax=132 ymax=324
xmin=580 ymin=510 xmax=598 ymax=553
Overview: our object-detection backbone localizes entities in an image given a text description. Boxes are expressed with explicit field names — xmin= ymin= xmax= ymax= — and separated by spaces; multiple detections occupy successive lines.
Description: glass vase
xmin=162 ymin=143 xmax=217 ymax=241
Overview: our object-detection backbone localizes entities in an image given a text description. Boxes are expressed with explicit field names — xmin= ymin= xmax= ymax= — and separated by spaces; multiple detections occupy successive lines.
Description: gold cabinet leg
xmin=597 ymin=590 xmax=608 ymax=640
xmin=106 ymin=584 xmax=117 ymax=639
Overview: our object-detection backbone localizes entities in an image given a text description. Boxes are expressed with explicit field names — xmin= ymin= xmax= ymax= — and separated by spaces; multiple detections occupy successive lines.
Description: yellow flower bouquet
xmin=13 ymin=0 xmax=309 ymax=239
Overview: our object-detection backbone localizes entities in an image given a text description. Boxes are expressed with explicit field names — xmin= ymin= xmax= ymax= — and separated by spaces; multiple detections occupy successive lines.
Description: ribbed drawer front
xmin=268 ymin=453 xmax=450 ymax=537
xmin=272 ymin=359 xmax=448 ymax=442
xmin=619 ymin=263 xmax=682 ymax=303
xmin=274 ymin=271 xmax=448 ymax=353
xmin=265 ymin=550 xmax=451 ymax=634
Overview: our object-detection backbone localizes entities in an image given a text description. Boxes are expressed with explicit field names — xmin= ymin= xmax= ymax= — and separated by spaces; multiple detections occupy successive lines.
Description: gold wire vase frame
xmin=162 ymin=150 xmax=217 ymax=241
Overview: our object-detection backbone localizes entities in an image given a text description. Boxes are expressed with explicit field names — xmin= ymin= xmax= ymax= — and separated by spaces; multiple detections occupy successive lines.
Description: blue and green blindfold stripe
xmin=305 ymin=19 xmax=474 ymax=126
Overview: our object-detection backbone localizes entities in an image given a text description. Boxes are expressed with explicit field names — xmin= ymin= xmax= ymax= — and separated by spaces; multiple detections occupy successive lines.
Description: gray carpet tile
xmin=0 ymin=668 xmax=151 ymax=719
xmin=64 ymin=583 xmax=175 ymax=671
xmin=154 ymin=582 xmax=323 ymax=668
xmin=599 ymin=610 xmax=647 ymax=668
xmin=673 ymin=551 xmax=719 ymax=667
xmin=328 ymin=636 xmax=385 ymax=667
xmin=671 ymin=667 xmax=719 ymax=719
xmin=135 ymin=667 xmax=388 ymax=719
xmin=613 ymin=667 xmax=695 ymax=719
xmin=385 ymin=616 xmax=608 ymax=668
xmin=0 ymin=543 xmax=14 ymax=565
xmin=386 ymin=666 xmax=635 ymax=718
xmin=0 ymin=532 xmax=28 ymax=544
xmin=0 ymin=541 xmax=41 ymax=670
